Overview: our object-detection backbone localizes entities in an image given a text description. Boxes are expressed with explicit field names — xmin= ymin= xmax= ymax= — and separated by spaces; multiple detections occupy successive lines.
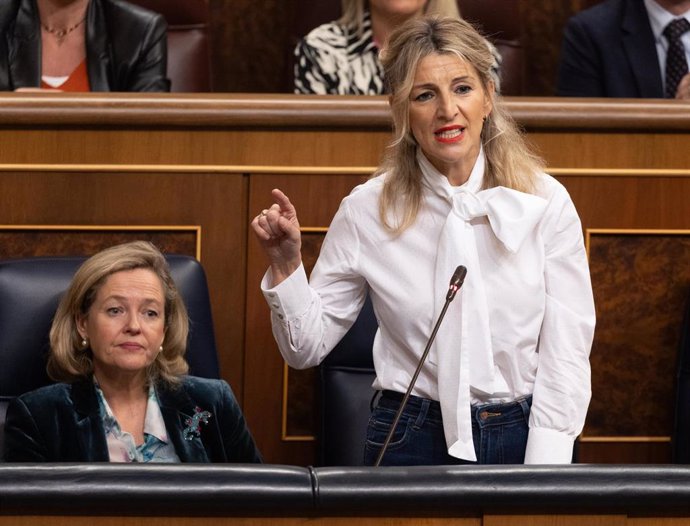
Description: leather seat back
xmin=458 ymin=0 xmax=525 ymax=95
xmin=128 ymin=0 xmax=212 ymax=92
xmin=319 ymin=296 xmax=377 ymax=466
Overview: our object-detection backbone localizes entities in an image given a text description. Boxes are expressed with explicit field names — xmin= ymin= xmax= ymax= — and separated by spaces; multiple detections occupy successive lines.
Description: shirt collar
xmin=142 ymin=386 xmax=169 ymax=442
xmin=417 ymin=147 xmax=485 ymax=200
xmin=644 ymin=0 xmax=690 ymax=43
xmin=94 ymin=380 xmax=169 ymax=443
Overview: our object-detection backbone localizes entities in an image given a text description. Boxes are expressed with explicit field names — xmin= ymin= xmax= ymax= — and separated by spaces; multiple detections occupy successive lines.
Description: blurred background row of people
xmin=0 ymin=0 xmax=688 ymax=98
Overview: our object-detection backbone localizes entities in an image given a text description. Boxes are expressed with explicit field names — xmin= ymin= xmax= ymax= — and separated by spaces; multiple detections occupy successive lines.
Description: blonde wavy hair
xmin=48 ymin=241 xmax=190 ymax=386
xmin=340 ymin=0 xmax=460 ymax=34
xmin=377 ymin=16 xmax=543 ymax=234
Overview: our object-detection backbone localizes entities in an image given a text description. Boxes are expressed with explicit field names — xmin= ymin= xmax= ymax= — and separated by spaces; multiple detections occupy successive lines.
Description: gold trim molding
xmin=1 ymin=164 xmax=690 ymax=178
xmin=0 ymin=164 xmax=376 ymax=176
xmin=549 ymin=168 xmax=690 ymax=177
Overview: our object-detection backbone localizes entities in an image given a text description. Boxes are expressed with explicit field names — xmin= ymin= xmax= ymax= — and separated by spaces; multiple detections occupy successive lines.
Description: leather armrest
xmin=0 ymin=464 xmax=314 ymax=515
xmin=312 ymin=465 xmax=690 ymax=514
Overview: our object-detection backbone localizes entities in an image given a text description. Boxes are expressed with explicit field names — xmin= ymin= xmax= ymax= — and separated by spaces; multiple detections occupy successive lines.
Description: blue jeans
xmin=363 ymin=390 xmax=531 ymax=466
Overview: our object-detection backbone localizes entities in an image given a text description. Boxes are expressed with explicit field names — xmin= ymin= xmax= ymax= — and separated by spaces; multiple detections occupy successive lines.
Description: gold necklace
xmin=41 ymin=17 xmax=86 ymax=46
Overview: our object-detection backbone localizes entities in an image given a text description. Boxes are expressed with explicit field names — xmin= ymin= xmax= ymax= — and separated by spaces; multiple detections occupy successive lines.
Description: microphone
xmin=446 ymin=265 xmax=467 ymax=301
xmin=374 ymin=265 xmax=467 ymax=467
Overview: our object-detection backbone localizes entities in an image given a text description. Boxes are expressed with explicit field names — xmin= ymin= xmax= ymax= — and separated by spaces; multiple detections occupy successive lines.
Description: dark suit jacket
xmin=556 ymin=0 xmax=664 ymax=98
xmin=0 ymin=0 xmax=170 ymax=91
xmin=3 ymin=376 xmax=262 ymax=463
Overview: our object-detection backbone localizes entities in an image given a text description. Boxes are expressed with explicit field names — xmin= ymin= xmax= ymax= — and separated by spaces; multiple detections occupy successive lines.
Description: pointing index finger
xmin=271 ymin=188 xmax=295 ymax=215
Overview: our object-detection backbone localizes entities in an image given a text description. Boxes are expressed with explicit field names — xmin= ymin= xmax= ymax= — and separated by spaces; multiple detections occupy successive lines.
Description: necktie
xmin=663 ymin=18 xmax=690 ymax=99
xmin=419 ymin=151 xmax=548 ymax=461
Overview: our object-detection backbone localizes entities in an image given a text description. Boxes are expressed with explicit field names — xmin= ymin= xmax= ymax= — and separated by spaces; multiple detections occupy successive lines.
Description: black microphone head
xmin=451 ymin=265 xmax=467 ymax=288
xmin=446 ymin=265 xmax=467 ymax=302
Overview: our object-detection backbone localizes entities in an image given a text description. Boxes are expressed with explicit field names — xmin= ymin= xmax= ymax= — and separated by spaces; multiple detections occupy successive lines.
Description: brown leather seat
xmin=458 ymin=0 xmax=525 ymax=95
xmin=128 ymin=0 xmax=211 ymax=92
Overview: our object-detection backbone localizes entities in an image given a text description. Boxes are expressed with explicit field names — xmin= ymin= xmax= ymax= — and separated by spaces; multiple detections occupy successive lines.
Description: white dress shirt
xmin=261 ymin=150 xmax=595 ymax=464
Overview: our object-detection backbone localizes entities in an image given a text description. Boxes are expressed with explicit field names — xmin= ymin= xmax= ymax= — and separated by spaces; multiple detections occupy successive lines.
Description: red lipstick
xmin=434 ymin=125 xmax=464 ymax=143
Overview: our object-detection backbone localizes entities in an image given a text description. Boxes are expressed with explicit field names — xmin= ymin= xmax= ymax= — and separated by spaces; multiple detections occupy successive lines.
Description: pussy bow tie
xmin=432 ymin=184 xmax=548 ymax=461
xmin=449 ymin=186 xmax=548 ymax=253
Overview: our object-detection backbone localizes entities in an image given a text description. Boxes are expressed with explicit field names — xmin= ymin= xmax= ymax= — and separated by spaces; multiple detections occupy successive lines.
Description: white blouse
xmin=261 ymin=150 xmax=595 ymax=464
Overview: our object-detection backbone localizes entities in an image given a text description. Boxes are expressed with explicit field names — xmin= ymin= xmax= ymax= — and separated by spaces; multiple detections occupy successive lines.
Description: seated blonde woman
xmin=0 ymin=0 xmax=169 ymax=91
xmin=4 ymin=241 xmax=261 ymax=462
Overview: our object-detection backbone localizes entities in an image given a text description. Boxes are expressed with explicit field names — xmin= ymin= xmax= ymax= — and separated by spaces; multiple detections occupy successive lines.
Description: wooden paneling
xmin=586 ymin=233 xmax=690 ymax=439
xmin=1 ymin=93 xmax=689 ymax=465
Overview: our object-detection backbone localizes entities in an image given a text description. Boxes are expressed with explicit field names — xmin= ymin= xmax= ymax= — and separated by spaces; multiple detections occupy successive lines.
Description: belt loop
xmin=370 ymin=390 xmax=382 ymax=412
xmin=519 ymin=396 xmax=532 ymax=420
xmin=413 ymin=399 xmax=430 ymax=428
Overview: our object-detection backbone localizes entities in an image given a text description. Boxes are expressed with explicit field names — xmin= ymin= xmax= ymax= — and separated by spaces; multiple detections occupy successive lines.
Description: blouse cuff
xmin=261 ymin=263 xmax=313 ymax=320
xmin=524 ymin=427 xmax=575 ymax=464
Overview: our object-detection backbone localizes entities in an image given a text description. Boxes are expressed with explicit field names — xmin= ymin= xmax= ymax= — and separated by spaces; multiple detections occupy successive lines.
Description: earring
xmin=159 ymin=345 xmax=164 ymax=352
xmin=81 ymin=338 xmax=88 ymax=348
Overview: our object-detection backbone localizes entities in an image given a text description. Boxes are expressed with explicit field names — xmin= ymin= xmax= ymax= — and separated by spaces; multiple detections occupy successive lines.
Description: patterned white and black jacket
xmin=294 ymin=10 xmax=502 ymax=95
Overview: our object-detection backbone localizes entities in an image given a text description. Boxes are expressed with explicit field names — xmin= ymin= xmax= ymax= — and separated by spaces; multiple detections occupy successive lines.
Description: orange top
xmin=41 ymin=59 xmax=90 ymax=92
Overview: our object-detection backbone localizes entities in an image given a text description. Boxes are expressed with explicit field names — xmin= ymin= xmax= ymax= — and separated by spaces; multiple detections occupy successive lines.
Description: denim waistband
xmin=377 ymin=390 xmax=444 ymax=422
xmin=377 ymin=390 xmax=532 ymax=427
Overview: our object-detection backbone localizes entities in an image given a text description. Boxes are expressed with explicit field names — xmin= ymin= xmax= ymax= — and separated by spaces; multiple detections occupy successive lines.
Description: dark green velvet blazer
xmin=3 ymin=376 xmax=262 ymax=463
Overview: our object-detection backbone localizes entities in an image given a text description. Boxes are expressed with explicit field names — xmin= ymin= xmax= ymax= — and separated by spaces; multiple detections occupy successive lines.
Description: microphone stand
xmin=374 ymin=265 xmax=467 ymax=467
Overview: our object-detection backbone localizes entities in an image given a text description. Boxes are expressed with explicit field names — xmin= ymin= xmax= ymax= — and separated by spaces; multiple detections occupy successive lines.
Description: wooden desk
xmin=1 ymin=94 xmax=689 ymax=465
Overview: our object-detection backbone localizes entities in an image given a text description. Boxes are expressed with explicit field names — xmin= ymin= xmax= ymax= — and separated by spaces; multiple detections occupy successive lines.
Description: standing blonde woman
xmin=256 ymin=16 xmax=595 ymax=465
xmin=294 ymin=0 xmax=500 ymax=95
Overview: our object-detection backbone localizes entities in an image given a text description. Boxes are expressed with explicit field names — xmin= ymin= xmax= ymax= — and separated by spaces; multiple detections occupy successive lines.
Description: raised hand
xmin=250 ymin=189 xmax=302 ymax=285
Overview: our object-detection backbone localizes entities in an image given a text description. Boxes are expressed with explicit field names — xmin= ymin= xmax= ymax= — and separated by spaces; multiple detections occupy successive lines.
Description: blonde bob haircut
xmin=48 ymin=241 xmax=190 ymax=386
xmin=377 ymin=16 xmax=543 ymax=234
xmin=340 ymin=0 xmax=460 ymax=34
